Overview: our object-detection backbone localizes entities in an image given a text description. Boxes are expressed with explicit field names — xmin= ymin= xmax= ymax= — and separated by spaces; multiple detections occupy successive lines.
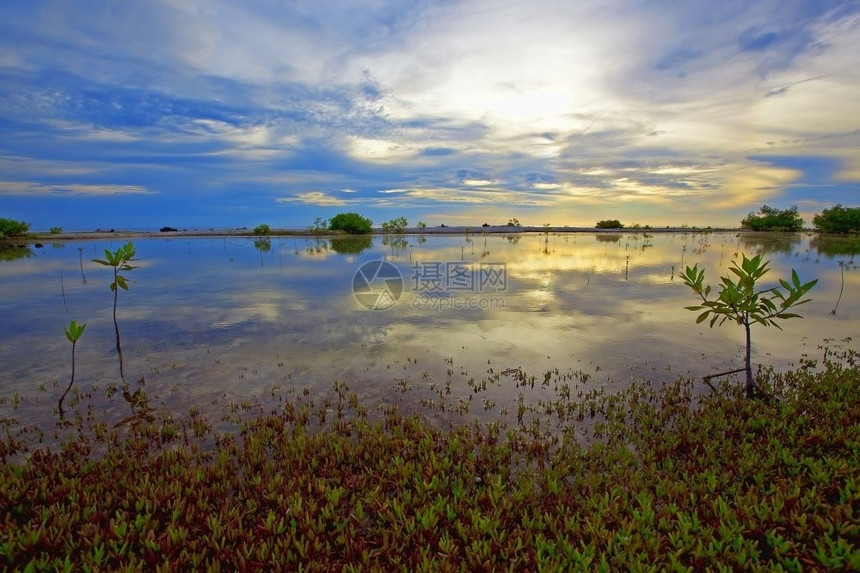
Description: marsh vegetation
xmin=1 ymin=344 xmax=857 ymax=569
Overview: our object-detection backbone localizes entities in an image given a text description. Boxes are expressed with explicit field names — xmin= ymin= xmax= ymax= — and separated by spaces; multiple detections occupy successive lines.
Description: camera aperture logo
xmin=352 ymin=260 xmax=404 ymax=310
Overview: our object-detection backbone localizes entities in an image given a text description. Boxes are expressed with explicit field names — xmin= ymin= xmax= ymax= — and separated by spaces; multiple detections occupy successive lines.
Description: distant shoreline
xmin=9 ymin=225 xmax=752 ymax=244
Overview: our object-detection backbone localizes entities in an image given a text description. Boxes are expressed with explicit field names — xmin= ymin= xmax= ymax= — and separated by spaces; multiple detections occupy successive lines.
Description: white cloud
xmin=346 ymin=136 xmax=419 ymax=162
xmin=0 ymin=181 xmax=155 ymax=196
xmin=0 ymin=155 xmax=97 ymax=176
xmin=277 ymin=191 xmax=347 ymax=206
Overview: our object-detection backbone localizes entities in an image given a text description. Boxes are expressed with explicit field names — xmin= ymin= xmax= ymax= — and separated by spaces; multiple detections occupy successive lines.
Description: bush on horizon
xmin=329 ymin=212 xmax=373 ymax=234
xmin=596 ymin=219 xmax=624 ymax=229
xmin=0 ymin=218 xmax=30 ymax=239
xmin=813 ymin=204 xmax=860 ymax=234
xmin=741 ymin=205 xmax=804 ymax=232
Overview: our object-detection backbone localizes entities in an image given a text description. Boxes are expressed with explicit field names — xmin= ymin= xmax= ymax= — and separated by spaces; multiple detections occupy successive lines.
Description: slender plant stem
xmin=744 ymin=318 xmax=754 ymax=398
xmin=113 ymin=267 xmax=125 ymax=384
xmin=60 ymin=271 xmax=68 ymax=314
xmin=78 ymin=248 xmax=87 ymax=283
xmin=830 ymin=262 xmax=845 ymax=315
xmin=58 ymin=340 xmax=76 ymax=420
xmin=703 ymin=367 xmax=746 ymax=382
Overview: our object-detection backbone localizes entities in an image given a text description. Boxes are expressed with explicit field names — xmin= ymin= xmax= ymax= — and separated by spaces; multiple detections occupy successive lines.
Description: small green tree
xmin=0 ymin=218 xmax=30 ymax=239
xmin=309 ymin=217 xmax=329 ymax=233
xmin=381 ymin=216 xmax=408 ymax=233
xmin=681 ymin=254 xmax=817 ymax=398
xmin=329 ymin=212 xmax=373 ymax=234
xmin=58 ymin=320 xmax=86 ymax=420
xmin=93 ymin=242 xmax=138 ymax=385
xmin=252 ymin=223 xmax=271 ymax=236
xmin=596 ymin=219 xmax=624 ymax=229
xmin=741 ymin=205 xmax=804 ymax=231
xmin=813 ymin=204 xmax=860 ymax=234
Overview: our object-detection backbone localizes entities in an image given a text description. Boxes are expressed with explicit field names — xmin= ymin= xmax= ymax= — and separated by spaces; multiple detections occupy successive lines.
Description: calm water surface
xmin=1 ymin=231 xmax=857 ymax=429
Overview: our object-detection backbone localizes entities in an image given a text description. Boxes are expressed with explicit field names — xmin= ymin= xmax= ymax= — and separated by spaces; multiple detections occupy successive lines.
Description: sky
xmin=1 ymin=0 xmax=859 ymax=231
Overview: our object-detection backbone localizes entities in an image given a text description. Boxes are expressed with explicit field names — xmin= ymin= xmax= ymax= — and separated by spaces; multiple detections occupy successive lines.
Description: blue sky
xmin=1 ymin=0 xmax=858 ymax=231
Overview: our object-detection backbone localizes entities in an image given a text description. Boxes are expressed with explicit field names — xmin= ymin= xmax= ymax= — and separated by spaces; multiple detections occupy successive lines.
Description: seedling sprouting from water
xmin=93 ymin=241 xmax=137 ymax=385
xmin=681 ymin=253 xmax=817 ymax=398
xmin=58 ymin=319 xmax=86 ymax=420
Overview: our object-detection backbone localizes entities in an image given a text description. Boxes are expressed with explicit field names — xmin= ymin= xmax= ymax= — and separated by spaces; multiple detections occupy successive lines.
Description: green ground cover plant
xmin=1 ymin=344 xmax=857 ymax=570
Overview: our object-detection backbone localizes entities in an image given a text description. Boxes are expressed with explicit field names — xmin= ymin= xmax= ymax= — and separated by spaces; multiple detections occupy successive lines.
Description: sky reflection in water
xmin=1 ymin=232 xmax=857 ymax=428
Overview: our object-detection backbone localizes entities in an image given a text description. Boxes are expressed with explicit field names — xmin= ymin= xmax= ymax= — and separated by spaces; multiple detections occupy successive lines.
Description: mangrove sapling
xmin=681 ymin=253 xmax=817 ymax=398
xmin=92 ymin=241 xmax=137 ymax=386
xmin=59 ymin=320 xmax=86 ymax=420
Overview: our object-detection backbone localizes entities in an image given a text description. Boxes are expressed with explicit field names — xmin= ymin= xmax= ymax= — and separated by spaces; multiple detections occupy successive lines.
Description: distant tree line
xmin=743 ymin=204 xmax=859 ymax=233
xmin=4 ymin=202 xmax=859 ymax=241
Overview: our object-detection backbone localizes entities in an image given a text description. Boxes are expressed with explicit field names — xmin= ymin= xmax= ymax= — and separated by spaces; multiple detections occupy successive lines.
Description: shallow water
xmin=1 ymin=231 xmax=857 ymax=429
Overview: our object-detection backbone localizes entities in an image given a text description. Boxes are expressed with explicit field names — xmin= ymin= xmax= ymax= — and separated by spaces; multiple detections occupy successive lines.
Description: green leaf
xmin=791 ymin=268 xmax=802 ymax=288
xmin=63 ymin=320 xmax=86 ymax=343
xmin=777 ymin=313 xmax=802 ymax=320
